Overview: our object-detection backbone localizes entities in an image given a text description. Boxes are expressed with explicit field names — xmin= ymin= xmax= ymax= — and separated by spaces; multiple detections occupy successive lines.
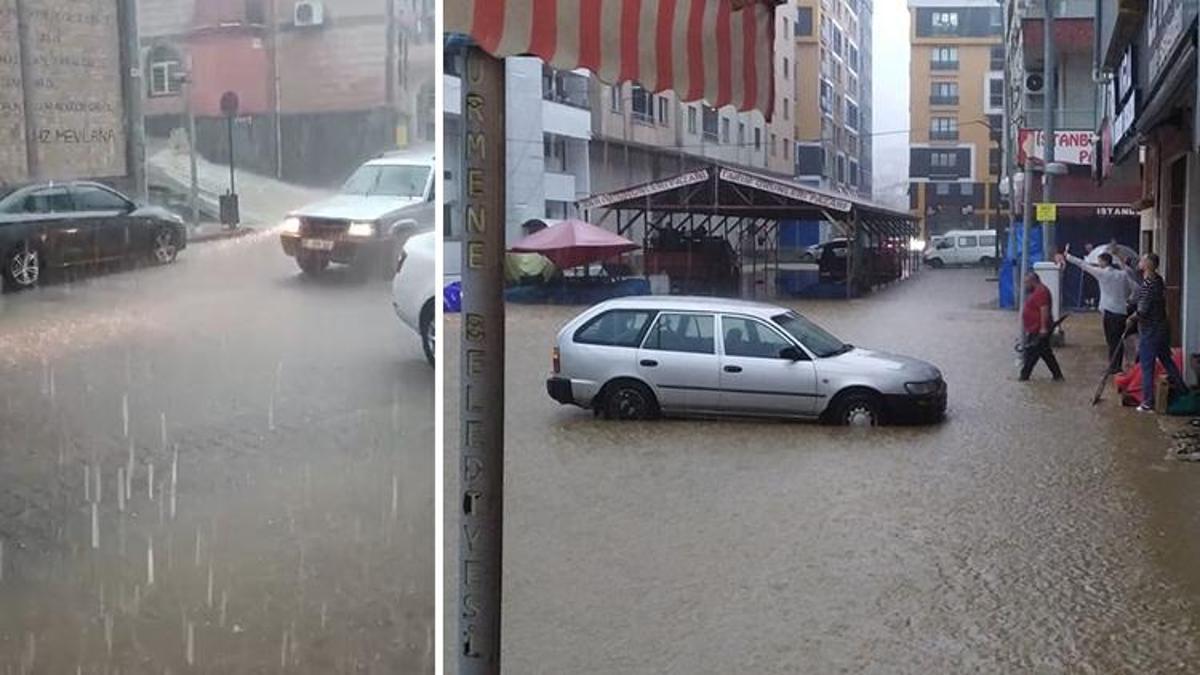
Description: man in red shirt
xmin=1020 ymin=272 xmax=1064 ymax=381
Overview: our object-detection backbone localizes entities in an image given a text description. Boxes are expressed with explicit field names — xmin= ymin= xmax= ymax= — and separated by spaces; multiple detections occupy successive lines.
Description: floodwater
xmin=445 ymin=268 xmax=1200 ymax=673
xmin=0 ymin=233 xmax=433 ymax=673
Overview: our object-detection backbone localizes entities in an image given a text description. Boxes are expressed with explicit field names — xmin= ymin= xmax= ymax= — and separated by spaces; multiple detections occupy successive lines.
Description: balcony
xmin=541 ymin=66 xmax=590 ymax=109
xmin=1023 ymin=0 xmax=1094 ymax=19
xmin=931 ymin=61 xmax=959 ymax=71
xmin=930 ymin=95 xmax=960 ymax=106
xmin=930 ymin=130 xmax=960 ymax=141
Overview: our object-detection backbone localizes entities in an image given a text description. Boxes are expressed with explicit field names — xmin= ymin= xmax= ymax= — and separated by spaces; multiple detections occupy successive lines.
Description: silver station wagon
xmin=546 ymin=296 xmax=947 ymax=426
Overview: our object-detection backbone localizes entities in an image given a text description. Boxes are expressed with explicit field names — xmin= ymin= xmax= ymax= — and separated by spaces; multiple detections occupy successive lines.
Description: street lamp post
xmin=172 ymin=70 xmax=200 ymax=230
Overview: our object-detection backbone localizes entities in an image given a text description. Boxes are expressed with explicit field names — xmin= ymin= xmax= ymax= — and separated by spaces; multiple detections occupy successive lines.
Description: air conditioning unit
xmin=294 ymin=0 xmax=325 ymax=27
xmin=1025 ymin=71 xmax=1045 ymax=93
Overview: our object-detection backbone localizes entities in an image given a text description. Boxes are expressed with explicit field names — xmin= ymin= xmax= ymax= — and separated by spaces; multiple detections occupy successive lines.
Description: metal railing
xmin=931 ymin=60 xmax=959 ymax=71
xmin=930 ymin=130 xmax=960 ymax=141
xmin=930 ymin=95 xmax=960 ymax=105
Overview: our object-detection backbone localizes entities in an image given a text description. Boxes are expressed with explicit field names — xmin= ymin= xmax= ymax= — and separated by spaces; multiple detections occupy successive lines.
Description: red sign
xmin=1018 ymin=129 xmax=1096 ymax=166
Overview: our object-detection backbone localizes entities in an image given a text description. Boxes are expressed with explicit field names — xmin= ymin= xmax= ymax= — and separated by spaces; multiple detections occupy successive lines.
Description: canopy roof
xmin=446 ymin=0 xmax=781 ymax=118
xmin=578 ymin=165 xmax=917 ymax=236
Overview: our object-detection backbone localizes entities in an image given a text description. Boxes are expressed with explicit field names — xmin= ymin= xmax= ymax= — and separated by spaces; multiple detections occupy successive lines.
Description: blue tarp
xmin=998 ymin=222 xmax=1044 ymax=309
xmin=777 ymin=220 xmax=821 ymax=250
xmin=505 ymin=278 xmax=651 ymax=304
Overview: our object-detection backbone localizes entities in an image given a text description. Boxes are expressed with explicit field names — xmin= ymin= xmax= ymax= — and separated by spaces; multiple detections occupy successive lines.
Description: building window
xmin=931 ymin=46 xmax=958 ymax=70
xmin=738 ymin=122 xmax=746 ymax=146
xmin=990 ymin=45 xmax=1005 ymax=70
xmin=610 ymin=85 xmax=622 ymax=113
xmin=847 ymin=74 xmax=858 ymax=97
xmin=657 ymin=97 xmax=669 ymax=124
xmin=960 ymin=183 xmax=974 ymax=196
xmin=783 ymin=57 xmax=790 ymax=79
xmin=930 ymin=116 xmax=958 ymax=140
xmin=989 ymin=147 xmax=1002 ymax=175
xmin=988 ymin=78 xmax=1004 ymax=109
xmin=721 ymin=118 xmax=731 ymax=143
xmin=845 ymin=100 xmax=859 ymax=130
xmin=847 ymin=45 xmax=859 ymax=72
xmin=935 ymin=182 xmax=951 ymax=195
xmin=931 ymin=81 xmax=958 ymax=105
xmin=147 ymin=45 xmax=183 ymax=97
xmin=796 ymin=6 xmax=813 ymax=35
xmin=931 ymin=11 xmax=959 ymax=32
xmin=687 ymin=106 xmax=697 ymax=134
xmin=819 ymin=79 xmax=833 ymax=114
xmin=849 ymin=160 xmax=859 ymax=186
xmin=783 ymin=98 xmax=790 ymax=120
xmin=771 ymin=133 xmax=778 ymax=156
xmin=702 ymin=106 xmax=719 ymax=141
xmin=543 ymin=134 xmax=567 ymax=172
xmin=754 ymin=127 xmax=762 ymax=150
xmin=931 ymin=152 xmax=958 ymax=168
xmin=631 ymin=85 xmax=654 ymax=122
xmin=836 ymin=154 xmax=846 ymax=183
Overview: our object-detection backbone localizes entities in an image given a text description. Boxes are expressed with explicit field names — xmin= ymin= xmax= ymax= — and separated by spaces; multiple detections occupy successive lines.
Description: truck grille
xmin=300 ymin=217 xmax=349 ymax=237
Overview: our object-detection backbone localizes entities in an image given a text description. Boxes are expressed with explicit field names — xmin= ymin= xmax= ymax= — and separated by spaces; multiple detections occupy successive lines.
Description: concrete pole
xmin=458 ymin=46 xmax=506 ymax=675
xmin=185 ymin=75 xmax=199 ymax=228
xmin=1041 ymin=0 xmax=1057 ymax=253
xmin=120 ymin=0 xmax=147 ymax=201
xmin=1020 ymin=167 xmax=1034 ymax=321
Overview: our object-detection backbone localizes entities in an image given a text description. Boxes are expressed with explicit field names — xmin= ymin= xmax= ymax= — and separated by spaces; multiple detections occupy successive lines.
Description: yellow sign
xmin=1036 ymin=203 xmax=1057 ymax=222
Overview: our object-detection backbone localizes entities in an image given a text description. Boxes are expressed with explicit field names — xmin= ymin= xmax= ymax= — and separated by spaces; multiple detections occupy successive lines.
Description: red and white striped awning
xmin=446 ymin=0 xmax=778 ymax=118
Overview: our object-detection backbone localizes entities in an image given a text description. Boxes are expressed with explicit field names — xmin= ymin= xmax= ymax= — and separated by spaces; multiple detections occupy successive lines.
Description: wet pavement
xmin=445 ymin=268 xmax=1200 ymax=673
xmin=0 ymin=234 xmax=433 ymax=673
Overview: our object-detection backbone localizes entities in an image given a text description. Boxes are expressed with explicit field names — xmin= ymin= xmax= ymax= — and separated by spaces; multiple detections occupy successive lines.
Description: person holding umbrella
xmin=1058 ymin=243 xmax=1139 ymax=373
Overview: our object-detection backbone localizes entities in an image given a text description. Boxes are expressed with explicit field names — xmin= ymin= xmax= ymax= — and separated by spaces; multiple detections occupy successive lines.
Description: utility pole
xmin=14 ymin=0 xmax=38 ymax=180
xmin=385 ymin=0 xmax=398 ymax=145
xmin=119 ymin=0 xmax=147 ymax=201
xmin=458 ymin=45 xmax=506 ymax=675
xmin=269 ymin=0 xmax=283 ymax=178
xmin=1040 ymin=0 xmax=1056 ymax=253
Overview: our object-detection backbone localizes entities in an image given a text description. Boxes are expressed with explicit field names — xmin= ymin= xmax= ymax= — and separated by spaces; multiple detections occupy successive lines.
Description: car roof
xmin=589 ymin=295 xmax=791 ymax=318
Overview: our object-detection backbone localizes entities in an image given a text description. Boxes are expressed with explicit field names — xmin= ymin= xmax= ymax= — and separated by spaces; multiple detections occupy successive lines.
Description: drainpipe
xmin=1041 ymin=0 xmax=1057 ymax=253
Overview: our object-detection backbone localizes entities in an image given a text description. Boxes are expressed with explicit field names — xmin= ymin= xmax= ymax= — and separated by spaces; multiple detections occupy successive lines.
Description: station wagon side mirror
xmin=780 ymin=346 xmax=805 ymax=361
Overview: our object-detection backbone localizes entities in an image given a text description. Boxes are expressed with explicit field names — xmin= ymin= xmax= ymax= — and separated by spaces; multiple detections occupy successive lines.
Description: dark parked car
xmin=0 ymin=181 xmax=187 ymax=290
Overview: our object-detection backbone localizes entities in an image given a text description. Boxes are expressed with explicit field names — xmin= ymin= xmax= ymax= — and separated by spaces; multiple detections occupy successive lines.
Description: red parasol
xmin=510 ymin=219 xmax=638 ymax=269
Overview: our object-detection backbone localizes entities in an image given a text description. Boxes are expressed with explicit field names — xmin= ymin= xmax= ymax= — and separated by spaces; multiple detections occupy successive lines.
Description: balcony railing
xmin=931 ymin=60 xmax=959 ymax=71
xmin=930 ymin=95 xmax=960 ymax=106
xmin=542 ymin=67 xmax=590 ymax=109
xmin=930 ymin=130 xmax=960 ymax=141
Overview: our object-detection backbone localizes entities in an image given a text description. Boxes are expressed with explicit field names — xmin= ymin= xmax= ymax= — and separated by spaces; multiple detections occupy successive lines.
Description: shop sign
xmin=1113 ymin=89 xmax=1139 ymax=148
xmin=1096 ymin=206 xmax=1137 ymax=217
xmin=1036 ymin=202 xmax=1057 ymax=222
xmin=1018 ymin=129 xmax=1096 ymax=166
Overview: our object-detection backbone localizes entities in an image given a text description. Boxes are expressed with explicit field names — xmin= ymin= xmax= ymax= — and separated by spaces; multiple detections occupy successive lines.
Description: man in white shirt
xmin=1060 ymin=243 xmax=1139 ymax=373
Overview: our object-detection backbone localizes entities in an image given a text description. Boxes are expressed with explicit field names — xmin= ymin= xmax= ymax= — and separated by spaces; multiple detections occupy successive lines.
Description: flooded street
xmin=0 ymin=234 xmax=433 ymax=673
xmin=446 ymin=268 xmax=1200 ymax=673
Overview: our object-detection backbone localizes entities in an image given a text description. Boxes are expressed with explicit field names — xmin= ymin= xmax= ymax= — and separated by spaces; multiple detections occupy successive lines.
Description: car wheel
xmin=150 ymin=227 xmax=179 ymax=265
xmin=831 ymin=391 xmax=884 ymax=427
xmin=420 ymin=303 xmax=435 ymax=367
xmin=979 ymin=256 xmax=994 ymax=266
xmin=297 ymin=253 xmax=329 ymax=276
xmin=602 ymin=379 xmax=658 ymax=421
xmin=927 ymin=257 xmax=944 ymax=268
xmin=4 ymin=244 xmax=41 ymax=291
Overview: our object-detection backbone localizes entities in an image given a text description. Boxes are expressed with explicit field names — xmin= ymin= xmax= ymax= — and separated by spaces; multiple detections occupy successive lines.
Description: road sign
xmin=1036 ymin=202 xmax=1057 ymax=222
xmin=220 ymin=91 xmax=240 ymax=117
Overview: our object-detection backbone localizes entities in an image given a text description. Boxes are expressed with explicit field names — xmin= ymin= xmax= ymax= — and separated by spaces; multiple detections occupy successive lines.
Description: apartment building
xmin=907 ymin=0 xmax=1004 ymax=237
xmin=442 ymin=52 xmax=592 ymax=272
xmin=138 ymin=0 xmax=435 ymax=186
xmin=588 ymin=7 xmax=796 ymax=196
xmin=792 ymin=0 xmax=873 ymax=198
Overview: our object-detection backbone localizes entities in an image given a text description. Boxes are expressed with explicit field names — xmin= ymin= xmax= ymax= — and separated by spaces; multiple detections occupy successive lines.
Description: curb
xmin=189 ymin=226 xmax=259 ymax=244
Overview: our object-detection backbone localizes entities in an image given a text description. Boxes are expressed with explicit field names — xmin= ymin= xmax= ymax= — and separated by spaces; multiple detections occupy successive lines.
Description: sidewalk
xmin=147 ymin=144 xmax=332 ymax=228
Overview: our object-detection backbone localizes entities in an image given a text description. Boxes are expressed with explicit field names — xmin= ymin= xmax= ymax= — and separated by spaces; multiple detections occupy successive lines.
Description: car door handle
xmin=724 ymin=365 xmax=743 ymax=373
xmin=640 ymin=359 xmax=658 ymax=367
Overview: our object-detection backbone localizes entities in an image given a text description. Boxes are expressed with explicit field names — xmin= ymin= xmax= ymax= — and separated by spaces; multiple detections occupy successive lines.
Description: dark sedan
xmin=0 ymin=181 xmax=187 ymax=291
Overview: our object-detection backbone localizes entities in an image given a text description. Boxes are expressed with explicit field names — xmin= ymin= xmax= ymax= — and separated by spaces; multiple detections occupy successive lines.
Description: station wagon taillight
xmin=552 ymin=347 xmax=561 ymax=374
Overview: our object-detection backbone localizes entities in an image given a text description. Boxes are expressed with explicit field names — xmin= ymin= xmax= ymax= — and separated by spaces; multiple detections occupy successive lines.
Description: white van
xmin=923 ymin=229 xmax=998 ymax=267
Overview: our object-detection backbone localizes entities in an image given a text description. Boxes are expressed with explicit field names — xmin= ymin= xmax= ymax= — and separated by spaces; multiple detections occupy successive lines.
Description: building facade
xmin=907 ymin=0 xmax=1004 ymax=237
xmin=792 ymin=0 xmax=873 ymax=198
xmin=138 ymin=0 xmax=435 ymax=186
xmin=1093 ymin=0 xmax=1199 ymax=374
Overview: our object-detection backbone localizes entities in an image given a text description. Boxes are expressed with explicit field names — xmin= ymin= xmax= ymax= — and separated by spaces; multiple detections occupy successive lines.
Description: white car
xmin=923 ymin=229 xmax=997 ymax=267
xmin=280 ymin=152 xmax=435 ymax=276
xmin=393 ymin=230 xmax=436 ymax=366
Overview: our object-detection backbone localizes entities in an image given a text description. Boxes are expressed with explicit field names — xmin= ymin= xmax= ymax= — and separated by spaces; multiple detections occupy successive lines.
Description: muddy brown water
xmin=445 ymin=268 xmax=1200 ymax=673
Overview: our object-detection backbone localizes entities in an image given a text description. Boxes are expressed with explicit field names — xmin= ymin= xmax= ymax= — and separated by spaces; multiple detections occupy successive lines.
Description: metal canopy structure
xmin=579 ymin=164 xmax=919 ymax=299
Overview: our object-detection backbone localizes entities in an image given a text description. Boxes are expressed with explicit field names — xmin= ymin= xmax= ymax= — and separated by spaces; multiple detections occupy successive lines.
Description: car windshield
xmin=341 ymin=164 xmax=430 ymax=198
xmin=772 ymin=312 xmax=851 ymax=358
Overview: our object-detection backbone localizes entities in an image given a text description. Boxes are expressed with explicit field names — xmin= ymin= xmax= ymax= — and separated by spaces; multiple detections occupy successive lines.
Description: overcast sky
xmin=872 ymin=0 xmax=911 ymax=207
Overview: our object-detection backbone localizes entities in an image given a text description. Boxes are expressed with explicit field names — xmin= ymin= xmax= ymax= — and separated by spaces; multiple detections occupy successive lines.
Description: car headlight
xmin=905 ymin=379 xmax=942 ymax=395
xmin=281 ymin=217 xmax=301 ymax=234
xmin=347 ymin=221 xmax=375 ymax=237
